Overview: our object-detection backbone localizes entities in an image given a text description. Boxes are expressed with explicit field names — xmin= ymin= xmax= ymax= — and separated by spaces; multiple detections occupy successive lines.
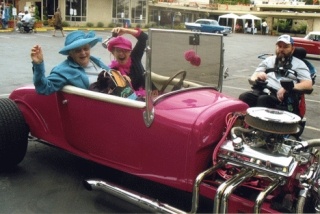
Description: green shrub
xmin=298 ymin=23 xmax=307 ymax=34
xmin=34 ymin=5 xmax=40 ymax=21
xmin=274 ymin=20 xmax=291 ymax=33
xmin=291 ymin=23 xmax=307 ymax=34
xmin=97 ymin=22 xmax=104 ymax=28
xmin=43 ymin=20 xmax=49 ymax=26
xmin=173 ymin=23 xmax=185 ymax=30
xmin=62 ymin=21 xmax=70 ymax=27
xmin=86 ymin=22 xmax=94 ymax=27
xmin=108 ymin=23 xmax=116 ymax=28
xmin=9 ymin=5 xmax=13 ymax=20
xmin=43 ymin=6 xmax=48 ymax=21
xmin=149 ymin=22 xmax=157 ymax=27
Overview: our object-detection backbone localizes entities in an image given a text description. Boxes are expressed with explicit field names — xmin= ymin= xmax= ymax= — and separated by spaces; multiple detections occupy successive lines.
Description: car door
xmin=310 ymin=34 xmax=320 ymax=55
xmin=200 ymin=20 xmax=212 ymax=32
xmin=305 ymin=33 xmax=320 ymax=55
xmin=57 ymin=89 xmax=146 ymax=170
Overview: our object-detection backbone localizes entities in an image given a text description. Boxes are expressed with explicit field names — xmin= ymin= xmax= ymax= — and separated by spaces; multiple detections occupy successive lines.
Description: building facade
xmin=5 ymin=0 xmax=320 ymax=32
xmin=12 ymin=0 xmax=148 ymax=27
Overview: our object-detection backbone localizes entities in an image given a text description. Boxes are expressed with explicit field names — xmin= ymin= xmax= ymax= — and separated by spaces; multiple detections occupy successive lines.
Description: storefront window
xmin=149 ymin=9 xmax=158 ymax=24
xmin=112 ymin=0 xmax=129 ymax=24
xmin=44 ymin=0 xmax=59 ymax=19
xmin=131 ymin=0 xmax=146 ymax=24
xmin=112 ymin=0 xmax=147 ymax=24
xmin=65 ymin=0 xmax=87 ymax=22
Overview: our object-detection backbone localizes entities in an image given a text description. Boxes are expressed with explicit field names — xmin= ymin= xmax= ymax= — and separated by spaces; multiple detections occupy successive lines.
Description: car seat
xmin=293 ymin=47 xmax=317 ymax=85
xmin=286 ymin=47 xmax=316 ymax=139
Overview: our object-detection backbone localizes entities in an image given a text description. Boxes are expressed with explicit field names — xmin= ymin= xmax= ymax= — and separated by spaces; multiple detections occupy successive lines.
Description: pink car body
xmin=9 ymin=85 xmax=245 ymax=186
xmin=9 ymin=84 xmax=282 ymax=213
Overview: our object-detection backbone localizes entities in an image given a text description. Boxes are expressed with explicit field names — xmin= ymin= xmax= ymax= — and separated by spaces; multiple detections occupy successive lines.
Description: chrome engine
xmin=215 ymin=107 xmax=320 ymax=213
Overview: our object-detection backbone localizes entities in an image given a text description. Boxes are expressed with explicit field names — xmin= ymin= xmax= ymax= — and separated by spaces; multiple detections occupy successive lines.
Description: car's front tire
xmin=0 ymin=98 xmax=29 ymax=169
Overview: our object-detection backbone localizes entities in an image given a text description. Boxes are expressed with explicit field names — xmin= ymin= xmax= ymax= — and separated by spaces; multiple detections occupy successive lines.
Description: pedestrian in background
xmin=262 ymin=20 xmax=268 ymax=35
xmin=52 ymin=8 xmax=65 ymax=37
xmin=29 ymin=5 xmax=35 ymax=17
xmin=0 ymin=2 xmax=5 ymax=29
xmin=18 ymin=10 xmax=25 ymax=20
xmin=16 ymin=10 xmax=32 ymax=31
xmin=244 ymin=21 xmax=248 ymax=33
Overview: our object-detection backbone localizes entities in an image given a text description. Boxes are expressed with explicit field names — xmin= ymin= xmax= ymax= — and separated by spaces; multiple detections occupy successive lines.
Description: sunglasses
xmin=114 ymin=47 xmax=130 ymax=54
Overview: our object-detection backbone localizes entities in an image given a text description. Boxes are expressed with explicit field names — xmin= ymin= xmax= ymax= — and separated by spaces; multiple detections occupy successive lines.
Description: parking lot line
xmin=0 ymin=94 xmax=10 ymax=98
xmin=306 ymin=126 xmax=320 ymax=132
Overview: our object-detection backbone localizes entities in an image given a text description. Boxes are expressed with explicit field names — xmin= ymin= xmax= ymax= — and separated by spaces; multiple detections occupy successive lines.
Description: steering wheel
xmin=160 ymin=70 xmax=187 ymax=94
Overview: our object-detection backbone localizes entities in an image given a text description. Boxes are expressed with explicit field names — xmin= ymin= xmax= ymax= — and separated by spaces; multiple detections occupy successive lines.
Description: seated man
xmin=239 ymin=34 xmax=313 ymax=116
xmin=17 ymin=11 xmax=32 ymax=30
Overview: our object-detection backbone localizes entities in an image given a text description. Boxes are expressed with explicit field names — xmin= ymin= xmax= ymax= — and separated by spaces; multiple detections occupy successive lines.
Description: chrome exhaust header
xmin=84 ymin=162 xmax=226 ymax=214
xmin=213 ymin=168 xmax=255 ymax=214
xmin=83 ymin=179 xmax=186 ymax=214
xmin=254 ymin=178 xmax=283 ymax=214
xmin=84 ymin=165 xmax=281 ymax=213
xmin=213 ymin=169 xmax=251 ymax=213
xmin=190 ymin=161 xmax=226 ymax=213
xmin=220 ymin=169 xmax=256 ymax=213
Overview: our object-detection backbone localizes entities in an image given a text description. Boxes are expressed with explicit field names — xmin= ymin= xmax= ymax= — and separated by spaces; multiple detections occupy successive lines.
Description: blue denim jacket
xmin=33 ymin=56 xmax=109 ymax=95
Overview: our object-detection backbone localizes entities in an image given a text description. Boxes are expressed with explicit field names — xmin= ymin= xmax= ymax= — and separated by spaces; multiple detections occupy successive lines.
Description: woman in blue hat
xmin=30 ymin=30 xmax=110 ymax=95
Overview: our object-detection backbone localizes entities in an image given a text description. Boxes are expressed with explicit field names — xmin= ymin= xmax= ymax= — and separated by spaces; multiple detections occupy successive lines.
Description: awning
xmin=238 ymin=14 xmax=262 ymax=34
xmin=218 ymin=13 xmax=239 ymax=32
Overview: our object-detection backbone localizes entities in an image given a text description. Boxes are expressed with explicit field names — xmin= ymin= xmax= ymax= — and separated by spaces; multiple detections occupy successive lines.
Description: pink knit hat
xmin=107 ymin=36 xmax=132 ymax=52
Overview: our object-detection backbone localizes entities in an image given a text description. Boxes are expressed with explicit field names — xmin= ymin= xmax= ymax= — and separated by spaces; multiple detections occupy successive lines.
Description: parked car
xmin=293 ymin=31 xmax=320 ymax=55
xmin=185 ymin=19 xmax=232 ymax=36
xmin=1 ymin=29 xmax=320 ymax=213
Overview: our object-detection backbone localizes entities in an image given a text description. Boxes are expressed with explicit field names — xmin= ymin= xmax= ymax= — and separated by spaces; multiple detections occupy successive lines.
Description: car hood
xmin=155 ymin=88 xmax=246 ymax=111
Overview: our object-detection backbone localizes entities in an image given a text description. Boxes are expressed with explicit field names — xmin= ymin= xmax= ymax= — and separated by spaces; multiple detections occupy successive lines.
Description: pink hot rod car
xmin=293 ymin=31 xmax=320 ymax=55
xmin=1 ymin=29 xmax=320 ymax=213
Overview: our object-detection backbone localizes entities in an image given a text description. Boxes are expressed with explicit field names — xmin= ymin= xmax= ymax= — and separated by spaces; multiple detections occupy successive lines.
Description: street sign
xmin=12 ymin=7 xmax=17 ymax=16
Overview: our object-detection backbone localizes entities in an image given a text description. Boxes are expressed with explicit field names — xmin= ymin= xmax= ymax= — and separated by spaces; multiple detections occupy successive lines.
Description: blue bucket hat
xmin=59 ymin=31 xmax=102 ymax=55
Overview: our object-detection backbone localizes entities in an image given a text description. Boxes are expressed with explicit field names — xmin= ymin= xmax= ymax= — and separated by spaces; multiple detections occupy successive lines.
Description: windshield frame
xmin=143 ymin=29 xmax=225 ymax=127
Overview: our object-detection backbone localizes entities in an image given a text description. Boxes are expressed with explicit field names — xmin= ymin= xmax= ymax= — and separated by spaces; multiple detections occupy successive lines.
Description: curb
xmin=0 ymin=27 xmax=113 ymax=33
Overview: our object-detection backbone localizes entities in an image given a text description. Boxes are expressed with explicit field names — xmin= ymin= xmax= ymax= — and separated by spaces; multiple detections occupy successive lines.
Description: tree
xmin=34 ymin=5 xmax=40 ymax=21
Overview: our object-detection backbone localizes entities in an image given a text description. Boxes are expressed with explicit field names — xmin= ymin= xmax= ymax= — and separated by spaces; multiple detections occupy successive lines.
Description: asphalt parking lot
xmin=0 ymin=30 xmax=319 ymax=213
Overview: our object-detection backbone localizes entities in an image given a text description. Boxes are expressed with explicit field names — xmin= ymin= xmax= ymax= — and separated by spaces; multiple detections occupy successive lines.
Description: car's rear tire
xmin=0 ymin=98 xmax=29 ymax=169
